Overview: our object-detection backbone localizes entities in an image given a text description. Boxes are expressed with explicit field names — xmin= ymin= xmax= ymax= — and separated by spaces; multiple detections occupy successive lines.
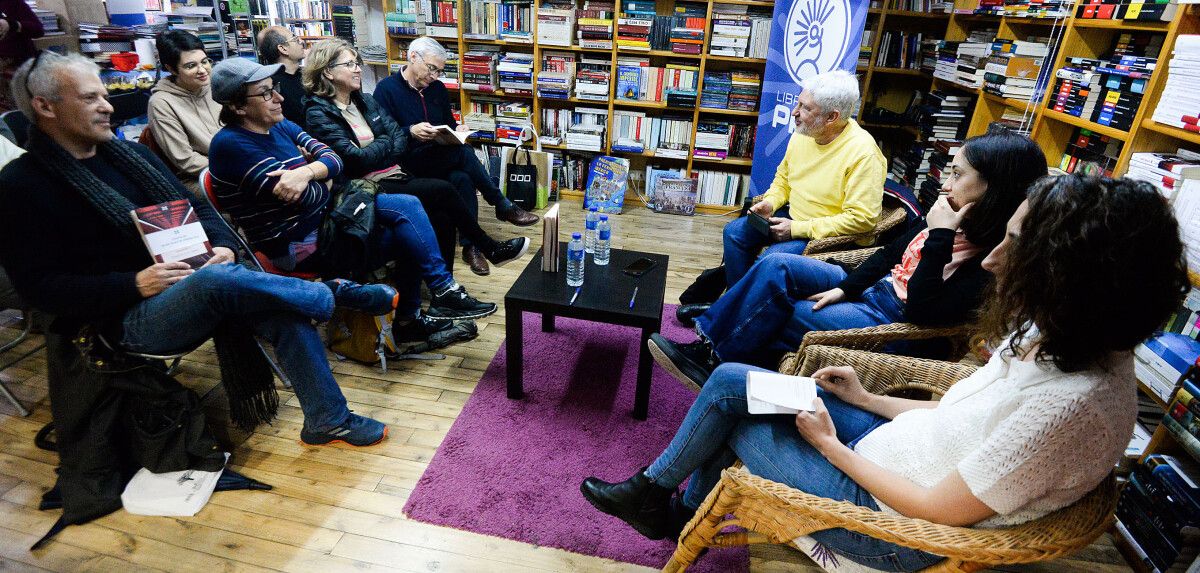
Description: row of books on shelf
xmin=1126 ymin=150 xmax=1200 ymax=201
xmin=700 ymin=70 xmax=761 ymax=111
xmin=707 ymin=5 xmax=771 ymax=58
xmin=694 ymin=120 xmax=755 ymax=160
xmin=277 ymin=0 xmax=331 ymax=20
xmin=1075 ymin=0 xmax=1184 ymax=22
xmin=1117 ymin=448 xmax=1200 ymax=573
xmin=887 ymin=0 xmax=952 ymax=11
xmin=1136 ymin=326 xmax=1200 ymax=406
xmin=608 ymin=112 xmax=691 ymax=157
xmin=875 ymin=32 xmax=936 ymax=71
xmin=388 ymin=0 xmax=460 ymax=38
xmin=1151 ymin=35 xmax=1200 ymax=134
xmin=1049 ymin=33 xmax=1160 ymax=131
xmin=460 ymin=0 xmax=535 ymax=42
xmin=288 ymin=21 xmax=333 ymax=36
xmin=955 ymin=0 xmax=1072 ymax=17
xmin=615 ymin=59 xmax=699 ymax=103
xmin=1057 ymin=126 xmax=1121 ymax=176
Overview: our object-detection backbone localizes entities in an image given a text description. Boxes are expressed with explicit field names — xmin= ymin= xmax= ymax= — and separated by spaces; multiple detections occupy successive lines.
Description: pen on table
xmin=628 ymin=286 xmax=638 ymax=309
xmin=569 ymin=287 xmax=581 ymax=306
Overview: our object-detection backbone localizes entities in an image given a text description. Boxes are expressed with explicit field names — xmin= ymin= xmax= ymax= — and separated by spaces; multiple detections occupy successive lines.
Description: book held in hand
xmin=131 ymin=199 xmax=214 ymax=269
xmin=746 ymin=370 xmax=818 ymax=414
xmin=432 ymin=124 xmax=476 ymax=145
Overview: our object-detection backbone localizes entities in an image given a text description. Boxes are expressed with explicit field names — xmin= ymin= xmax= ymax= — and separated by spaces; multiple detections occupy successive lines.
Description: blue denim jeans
xmin=373 ymin=193 xmax=456 ymax=316
xmin=722 ymin=208 xmax=809 ymax=287
xmin=646 ymin=363 xmax=944 ymax=572
xmin=118 ymin=263 xmax=350 ymax=433
xmin=403 ymin=143 xmax=515 ymax=247
xmin=695 ymin=253 xmax=906 ymax=368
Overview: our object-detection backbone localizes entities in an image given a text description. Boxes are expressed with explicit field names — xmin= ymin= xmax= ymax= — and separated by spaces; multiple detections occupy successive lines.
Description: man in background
xmin=256 ymin=25 xmax=306 ymax=127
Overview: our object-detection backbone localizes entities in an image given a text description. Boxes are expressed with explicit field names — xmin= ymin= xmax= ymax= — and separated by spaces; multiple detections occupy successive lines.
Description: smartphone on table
xmin=622 ymin=257 xmax=657 ymax=277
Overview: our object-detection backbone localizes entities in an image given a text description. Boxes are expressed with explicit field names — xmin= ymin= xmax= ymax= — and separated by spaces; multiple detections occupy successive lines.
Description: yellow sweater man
xmin=722 ymin=70 xmax=886 ymax=287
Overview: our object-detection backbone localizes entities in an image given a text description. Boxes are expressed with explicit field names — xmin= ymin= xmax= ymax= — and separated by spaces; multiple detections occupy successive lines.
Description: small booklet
xmin=131 ymin=199 xmax=214 ymax=269
xmin=121 ymin=453 xmax=229 ymax=517
xmin=431 ymin=124 xmax=475 ymax=145
xmin=746 ymin=371 xmax=818 ymax=415
xmin=541 ymin=202 xmax=560 ymax=272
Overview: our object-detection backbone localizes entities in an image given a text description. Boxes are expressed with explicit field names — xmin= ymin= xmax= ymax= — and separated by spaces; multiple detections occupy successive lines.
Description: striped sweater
xmin=208 ymin=120 xmax=343 ymax=258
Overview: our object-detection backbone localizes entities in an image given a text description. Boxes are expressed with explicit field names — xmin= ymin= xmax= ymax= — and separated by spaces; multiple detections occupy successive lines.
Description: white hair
xmin=407 ymin=36 xmax=447 ymax=62
xmin=11 ymin=52 xmax=100 ymax=124
xmin=800 ymin=70 xmax=860 ymax=120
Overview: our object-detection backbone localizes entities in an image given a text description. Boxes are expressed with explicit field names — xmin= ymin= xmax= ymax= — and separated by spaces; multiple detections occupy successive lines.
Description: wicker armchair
xmin=745 ymin=195 xmax=909 ymax=256
xmin=662 ymin=345 xmax=1119 ymax=573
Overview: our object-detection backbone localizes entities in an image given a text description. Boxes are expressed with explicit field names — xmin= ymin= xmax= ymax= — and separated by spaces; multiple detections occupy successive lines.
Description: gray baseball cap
xmin=210 ymin=57 xmax=282 ymax=104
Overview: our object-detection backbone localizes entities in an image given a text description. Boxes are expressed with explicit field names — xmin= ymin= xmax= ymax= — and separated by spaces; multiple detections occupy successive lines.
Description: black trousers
xmin=377 ymin=176 xmax=499 ymax=268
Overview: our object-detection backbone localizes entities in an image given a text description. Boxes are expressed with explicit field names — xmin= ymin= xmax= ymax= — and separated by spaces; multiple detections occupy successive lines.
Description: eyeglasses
xmin=412 ymin=54 xmax=444 ymax=76
xmin=329 ymin=57 xmax=363 ymax=70
xmin=23 ymin=50 xmax=47 ymax=100
xmin=250 ymin=85 xmax=279 ymax=102
xmin=285 ymin=36 xmax=303 ymax=46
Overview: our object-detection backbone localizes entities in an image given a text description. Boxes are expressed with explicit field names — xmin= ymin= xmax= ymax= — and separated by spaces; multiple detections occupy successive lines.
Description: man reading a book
xmin=721 ymin=70 xmax=885 ymax=288
xmin=373 ymin=35 xmax=539 ymax=276
xmin=0 ymin=52 xmax=392 ymax=447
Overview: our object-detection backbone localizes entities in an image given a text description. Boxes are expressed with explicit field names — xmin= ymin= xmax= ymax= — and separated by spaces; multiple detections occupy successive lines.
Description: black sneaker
xmin=485 ymin=237 xmax=530 ymax=267
xmin=392 ymin=312 xmax=456 ymax=344
xmin=428 ymin=284 xmax=497 ymax=320
xmin=647 ymin=334 xmax=719 ymax=391
xmin=323 ymin=279 xmax=398 ymax=316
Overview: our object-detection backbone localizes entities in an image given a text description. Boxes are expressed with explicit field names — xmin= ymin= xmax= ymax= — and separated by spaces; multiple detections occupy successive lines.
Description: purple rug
xmin=403 ymin=305 xmax=748 ymax=572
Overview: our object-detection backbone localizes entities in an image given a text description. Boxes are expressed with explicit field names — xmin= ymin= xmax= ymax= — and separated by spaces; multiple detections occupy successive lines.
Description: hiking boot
xmin=580 ymin=467 xmax=676 ymax=540
xmin=463 ymin=245 xmax=490 ymax=276
xmin=323 ymin=279 xmax=398 ymax=316
xmin=647 ymin=334 xmax=719 ymax=391
xmin=300 ymin=412 xmax=388 ymax=447
xmin=497 ymin=205 xmax=539 ymax=226
xmin=392 ymin=312 xmax=456 ymax=344
xmin=428 ymin=284 xmax=497 ymax=320
xmin=485 ymin=237 xmax=530 ymax=267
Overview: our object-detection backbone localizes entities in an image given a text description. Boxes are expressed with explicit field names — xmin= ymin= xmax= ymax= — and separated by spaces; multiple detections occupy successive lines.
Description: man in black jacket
xmin=0 ymin=52 xmax=392 ymax=447
xmin=373 ymin=35 xmax=538 ymax=275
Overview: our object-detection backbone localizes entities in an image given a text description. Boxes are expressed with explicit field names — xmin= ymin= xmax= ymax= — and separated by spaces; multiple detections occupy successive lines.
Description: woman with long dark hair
xmin=583 ymin=175 xmax=1189 ymax=571
xmin=651 ymin=127 xmax=1048 ymax=387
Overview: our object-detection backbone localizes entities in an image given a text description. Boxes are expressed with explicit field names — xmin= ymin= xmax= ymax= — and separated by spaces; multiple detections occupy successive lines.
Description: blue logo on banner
xmin=750 ymin=0 xmax=868 ymax=197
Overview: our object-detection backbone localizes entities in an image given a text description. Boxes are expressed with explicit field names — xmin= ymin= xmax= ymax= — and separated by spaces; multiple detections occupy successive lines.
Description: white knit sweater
xmin=852 ymin=344 xmax=1135 ymax=528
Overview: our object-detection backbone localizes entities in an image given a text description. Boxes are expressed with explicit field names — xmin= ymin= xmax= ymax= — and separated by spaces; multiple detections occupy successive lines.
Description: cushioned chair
xmin=664 ymin=344 xmax=1119 ymax=573
xmin=744 ymin=194 xmax=910 ymax=256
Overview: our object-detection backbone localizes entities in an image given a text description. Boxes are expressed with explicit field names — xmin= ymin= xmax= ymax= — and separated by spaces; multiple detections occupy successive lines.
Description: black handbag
xmin=318 ymin=178 xmax=378 ymax=276
xmin=504 ymin=146 xmax=539 ymax=211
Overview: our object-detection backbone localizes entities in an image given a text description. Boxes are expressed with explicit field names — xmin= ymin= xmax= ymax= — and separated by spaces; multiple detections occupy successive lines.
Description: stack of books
xmin=536 ymin=0 xmax=574 ymax=46
xmin=729 ymin=71 xmax=761 ymax=111
xmin=386 ymin=2 xmax=422 ymax=35
xmin=565 ymin=106 xmax=608 ymax=151
xmin=575 ymin=55 xmax=611 ymax=101
xmin=442 ymin=48 xmax=461 ymax=89
xmin=1048 ymin=63 xmax=1101 ymax=118
xmin=499 ymin=0 xmax=533 ymax=42
xmin=982 ymin=39 xmax=1048 ymax=102
xmin=670 ymin=3 xmax=706 ymax=55
xmin=1125 ymin=152 xmax=1200 ymax=200
xmin=888 ymin=142 xmax=931 ymax=189
xmin=919 ymin=37 xmax=941 ymax=75
xmin=28 ymin=2 xmax=61 ymax=36
xmin=918 ymin=139 xmax=964 ymax=210
xmin=332 ymin=4 xmax=357 ymax=44
xmin=540 ymin=108 xmax=572 ymax=144
xmin=616 ymin=0 xmax=653 ymax=50
xmin=1057 ymin=127 xmax=1121 ymax=176
xmin=495 ymin=102 xmax=532 ymax=144
xmin=577 ymin=1 xmax=614 ymax=49
xmin=952 ymin=31 xmax=996 ymax=88
xmin=701 ymin=71 xmax=731 ymax=108
xmin=859 ymin=30 xmax=874 ymax=68
xmin=422 ymin=0 xmax=460 ymax=38
xmin=497 ymin=52 xmax=534 ymax=95
xmin=461 ymin=48 xmax=499 ymax=92
xmin=79 ymin=23 xmax=136 ymax=67
xmin=709 ymin=9 xmax=752 ymax=57
xmin=1151 ymin=34 xmax=1200 ymax=133
xmin=694 ymin=121 xmax=733 ymax=160
xmin=1049 ymin=34 xmax=1159 ymax=132
xmin=920 ymin=90 xmax=972 ymax=141
xmin=1116 ymin=449 xmax=1200 ymax=572
xmin=1076 ymin=0 xmax=1180 ymax=21
xmin=695 ymin=171 xmax=749 ymax=207
xmin=464 ymin=0 xmax=500 ymax=39
xmin=538 ymin=51 xmax=575 ymax=99
xmin=663 ymin=63 xmax=700 ymax=107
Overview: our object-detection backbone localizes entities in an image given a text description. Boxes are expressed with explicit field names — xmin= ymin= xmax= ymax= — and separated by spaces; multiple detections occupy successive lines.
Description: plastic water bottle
xmin=594 ymin=215 xmax=611 ymax=266
xmin=567 ymin=232 xmax=585 ymax=287
xmin=584 ymin=207 xmax=599 ymax=253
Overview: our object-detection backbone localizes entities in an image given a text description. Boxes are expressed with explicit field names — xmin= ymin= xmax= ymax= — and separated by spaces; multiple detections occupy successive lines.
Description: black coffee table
xmin=504 ymin=244 xmax=669 ymax=420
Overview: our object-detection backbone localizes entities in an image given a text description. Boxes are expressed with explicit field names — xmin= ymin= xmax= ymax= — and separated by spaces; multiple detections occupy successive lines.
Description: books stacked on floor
xmin=577 ymin=1 xmax=614 ymax=49
xmin=875 ymin=31 xmax=927 ymax=70
xmin=727 ymin=71 xmax=761 ymax=111
xmin=462 ymin=48 xmax=499 ymax=92
xmin=920 ymin=90 xmax=973 ymax=141
xmin=332 ymin=5 xmax=357 ymax=44
xmin=982 ymin=39 xmax=1049 ymax=102
xmin=385 ymin=6 xmax=421 ymax=36
xmin=1116 ymin=450 xmax=1200 ymax=571
xmin=499 ymin=0 xmax=533 ymax=42
xmin=495 ymin=102 xmax=533 ymax=144
xmin=953 ymin=30 xmax=997 ymax=88
xmin=1058 ymin=127 xmax=1121 ymax=176
xmin=497 ymin=52 xmax=534 ymax=95
xmin=670 ymin=3 xmax=706 ymax=55
xmin=1125 ymin=152 xmax=1200 ymax=200
xmin=78 ymin=23 xmax=136 ymax=67
xmin=540 ymin=108 xmax=572 ymax=145
xmin=575 ymin=55 xmax=611 ymax=101
xmin=616 ymin=1 xmax=654 ymax=51
xmin=696 ymin=171 xmax=749 ymax=207
xmin=464 ymin=0 xmax=500 ymax=39
xmin=536 ymin=0 xmax=575 ymax=46
xmin=538 ymin=51 xmax=575 ymax=99
xmin=422 ymin=0 xmax=460 ymax=38
xmin=1075 ymin=0 xmax=1180 ymax=21
xmin=1151 ymin=35 xmax=1200 ymax=133
xmin=566 ymin=106 xmax=609 ymax=151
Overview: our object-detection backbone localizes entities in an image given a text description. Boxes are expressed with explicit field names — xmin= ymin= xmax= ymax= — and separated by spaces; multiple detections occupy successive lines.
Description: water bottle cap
xmin=588 ymin=207 xmax=597 ymax=212
xmin=599 ymin=215 xmax=608 ymax=221
xmin=572 ymin=232 xmax=581 ymax=239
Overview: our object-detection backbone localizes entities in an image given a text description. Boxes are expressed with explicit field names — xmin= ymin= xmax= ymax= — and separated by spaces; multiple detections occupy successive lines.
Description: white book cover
xmin=746 ymin=371 xmax=818 ymax=415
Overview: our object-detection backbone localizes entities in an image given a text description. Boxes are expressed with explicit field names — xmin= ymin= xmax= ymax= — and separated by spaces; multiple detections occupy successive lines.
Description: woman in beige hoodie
xmin=147 ymin=30 xmax=221 ymax=195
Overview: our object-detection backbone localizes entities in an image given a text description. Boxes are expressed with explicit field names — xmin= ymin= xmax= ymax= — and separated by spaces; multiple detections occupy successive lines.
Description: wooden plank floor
xmin=0 ymin=199 xmax=1132 ymax=572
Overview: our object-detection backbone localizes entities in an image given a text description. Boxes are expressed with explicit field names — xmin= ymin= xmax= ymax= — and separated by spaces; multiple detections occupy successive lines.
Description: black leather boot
xmin=581 ymin=467 xmax=676 ymax=540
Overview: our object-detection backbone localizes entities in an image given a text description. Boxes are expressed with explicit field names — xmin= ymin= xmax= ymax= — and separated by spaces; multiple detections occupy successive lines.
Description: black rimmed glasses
xmin=250 ymin=84 xmax=279 ymax=102
xmin=329 ymin=57 xmax=364 ymax=71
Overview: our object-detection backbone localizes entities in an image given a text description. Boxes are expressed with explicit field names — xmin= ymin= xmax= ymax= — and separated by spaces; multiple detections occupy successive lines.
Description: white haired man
xmin=373 ymin=36 xmax=538 ymax=276
xmin=718 ymin=70 xmax=886 ymax=291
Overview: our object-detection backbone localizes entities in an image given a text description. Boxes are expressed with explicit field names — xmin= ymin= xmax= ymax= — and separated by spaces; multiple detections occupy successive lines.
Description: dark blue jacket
xmin=372 ymin=69 xmax=457 ymax=162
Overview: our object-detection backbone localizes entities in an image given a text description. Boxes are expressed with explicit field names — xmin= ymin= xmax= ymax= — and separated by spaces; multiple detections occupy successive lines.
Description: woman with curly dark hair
xmin=654 ymin=127 xmax=1047 ymax=386
xmin=582 ymin=175 xmax=1188 ymax=571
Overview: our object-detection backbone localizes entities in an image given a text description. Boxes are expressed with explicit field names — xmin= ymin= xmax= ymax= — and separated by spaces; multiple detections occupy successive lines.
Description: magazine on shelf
xmin=130 ymin=199 xmax=214 ymax=269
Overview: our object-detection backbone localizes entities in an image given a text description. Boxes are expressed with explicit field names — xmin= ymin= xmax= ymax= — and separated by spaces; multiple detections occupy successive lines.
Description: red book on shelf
xmin=130 ymin=199 xmax=214 ymax=269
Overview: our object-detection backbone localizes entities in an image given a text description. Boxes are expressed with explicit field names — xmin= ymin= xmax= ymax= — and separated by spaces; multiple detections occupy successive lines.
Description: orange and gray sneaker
xmin=300 ymin=413 xmax=388 ymax=447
